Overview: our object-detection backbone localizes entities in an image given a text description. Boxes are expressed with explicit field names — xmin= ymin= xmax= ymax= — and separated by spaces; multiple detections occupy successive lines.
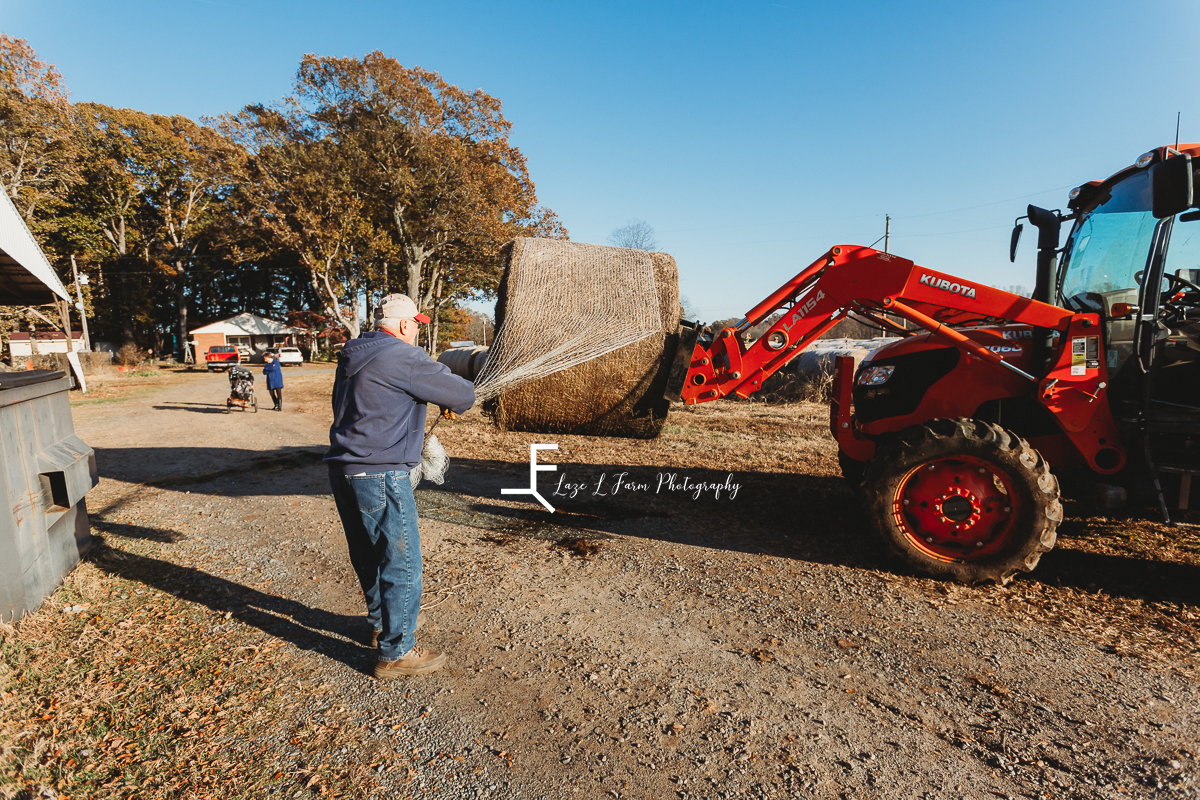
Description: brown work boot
xmin=374 ymin=646 xmax=447 ymax=678
xmin=370 ymin=610 xmax=426 ymax=648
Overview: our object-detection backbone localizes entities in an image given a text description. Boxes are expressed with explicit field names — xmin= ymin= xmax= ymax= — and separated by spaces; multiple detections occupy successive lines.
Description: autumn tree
xmin=223 ymin=52 xmax=565 ymax=349
xmin=138 ymin=114 xmax=243 ymax=355
xmin=68 ymin=103 xmax=165 ymax=342
xmin=1 ymin=42 xmax=566 ymax=356
xmin=0 ymin=35 xmax=81 ymax=344
xmin=0 ymin=34 xmax=80 ymax=229
xmin=220 ymin=104 xmax=377 ymax=338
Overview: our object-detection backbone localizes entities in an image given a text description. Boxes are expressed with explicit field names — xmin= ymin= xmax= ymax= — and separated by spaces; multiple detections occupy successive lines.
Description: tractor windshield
xmin=1059 ymin=170 xmax=1156 ymax=304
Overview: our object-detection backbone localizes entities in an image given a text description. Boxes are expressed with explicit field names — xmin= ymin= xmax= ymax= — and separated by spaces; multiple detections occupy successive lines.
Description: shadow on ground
xmin=88 ymin=533 xmax=372 ymax=673
xmin=92 ymin=445 xmax=1200 ymax=608
xmin=152 ymin=403 xmax=230 ymax=415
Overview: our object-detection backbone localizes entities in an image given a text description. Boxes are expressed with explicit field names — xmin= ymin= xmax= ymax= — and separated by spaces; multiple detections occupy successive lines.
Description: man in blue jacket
xmin=325 ymin=293 xmax=476 ymax=678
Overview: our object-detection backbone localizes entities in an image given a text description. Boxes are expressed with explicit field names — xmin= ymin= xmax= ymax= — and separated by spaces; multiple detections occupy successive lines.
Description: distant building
xmin=189 ymin=313 xmax=300 ymax=359
xmin=9 ymin=330 xmax=85 ymax=358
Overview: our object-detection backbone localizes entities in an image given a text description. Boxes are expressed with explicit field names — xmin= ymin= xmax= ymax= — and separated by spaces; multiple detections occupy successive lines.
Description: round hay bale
xmin=793 ymin=347 xmax=871 ymax=379
xmin=485 ymin=242 xmax=679 ymax=439
xmin=438 ymin=346 xmax=489 ymax=381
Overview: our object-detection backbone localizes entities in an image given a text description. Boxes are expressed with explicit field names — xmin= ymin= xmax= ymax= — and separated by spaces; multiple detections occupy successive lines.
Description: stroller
xmin=226 ymin=365 xmax=257 ymax=413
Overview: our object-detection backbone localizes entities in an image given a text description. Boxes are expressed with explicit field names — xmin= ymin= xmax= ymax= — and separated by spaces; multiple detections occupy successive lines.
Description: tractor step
xmin=1155 ymin=465 xmax=1200 ymax=511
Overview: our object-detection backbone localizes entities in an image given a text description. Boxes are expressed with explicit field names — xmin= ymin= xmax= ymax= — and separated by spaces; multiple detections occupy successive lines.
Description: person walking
xmin=324 ymin=294 xmax=475 ymax=678
xmin=263 ymin=352 xmax=284 ymax=410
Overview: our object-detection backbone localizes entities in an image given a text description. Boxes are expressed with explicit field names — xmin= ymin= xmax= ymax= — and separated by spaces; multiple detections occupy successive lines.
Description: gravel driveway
xmin=52 ymin=366 xmax=1200 ymax=799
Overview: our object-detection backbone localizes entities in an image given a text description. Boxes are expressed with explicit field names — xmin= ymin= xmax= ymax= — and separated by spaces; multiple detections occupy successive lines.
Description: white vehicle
xmin=266 ymin=346 xmax=304 ymax=366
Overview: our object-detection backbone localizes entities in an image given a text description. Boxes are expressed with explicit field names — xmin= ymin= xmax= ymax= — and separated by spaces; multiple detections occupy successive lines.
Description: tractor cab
xmin=1054 ymin=144 xmax=1200 ymax=487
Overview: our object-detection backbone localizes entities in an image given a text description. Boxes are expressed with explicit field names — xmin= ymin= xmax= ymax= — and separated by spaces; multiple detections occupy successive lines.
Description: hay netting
xmin=476 ymin=238 xmax=679 ymax=439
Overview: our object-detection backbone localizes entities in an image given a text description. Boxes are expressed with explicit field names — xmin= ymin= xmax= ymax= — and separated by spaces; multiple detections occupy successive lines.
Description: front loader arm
xmin=669 ymin=245 xmax=1072 ymax=404
xmin=665 ymin=245 xmax=1124 ymax=474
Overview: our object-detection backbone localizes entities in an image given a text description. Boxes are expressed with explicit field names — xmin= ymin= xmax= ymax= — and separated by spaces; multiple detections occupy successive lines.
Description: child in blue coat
xmin=263 ymin=352 xmax=284 ymax=410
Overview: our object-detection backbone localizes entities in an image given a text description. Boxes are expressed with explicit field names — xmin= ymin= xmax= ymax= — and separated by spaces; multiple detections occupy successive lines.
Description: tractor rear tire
xmin=861 ymin=418 xmax=1061 ymax=585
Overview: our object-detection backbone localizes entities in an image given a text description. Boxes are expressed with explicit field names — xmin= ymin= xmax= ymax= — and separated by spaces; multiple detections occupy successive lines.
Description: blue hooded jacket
xmin=262 ymin=359 xmax=283 ymax=390
xmin=324 ymin=331 xmax=476 ymax=476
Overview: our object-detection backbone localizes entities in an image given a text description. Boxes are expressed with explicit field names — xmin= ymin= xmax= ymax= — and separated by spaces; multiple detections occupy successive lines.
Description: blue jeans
xmin=329 ymin=469 xmax=422 ymax=661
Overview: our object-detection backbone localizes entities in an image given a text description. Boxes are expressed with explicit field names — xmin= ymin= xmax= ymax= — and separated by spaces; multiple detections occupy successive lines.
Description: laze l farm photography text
xmin=551 ymin=471 xmax=741 ymax=500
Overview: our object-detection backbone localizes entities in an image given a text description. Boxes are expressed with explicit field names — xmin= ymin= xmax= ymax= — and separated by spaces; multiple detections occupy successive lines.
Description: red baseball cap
xmin=376 ymin=293 xmax=431 ymax=324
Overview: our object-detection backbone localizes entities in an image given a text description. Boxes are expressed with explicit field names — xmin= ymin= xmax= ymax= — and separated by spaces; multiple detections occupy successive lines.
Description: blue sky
xmin=4 ymin=0 xmax=1199 ymax=321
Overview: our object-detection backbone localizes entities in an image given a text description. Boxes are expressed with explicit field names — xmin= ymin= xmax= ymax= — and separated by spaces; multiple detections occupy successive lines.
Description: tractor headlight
xmin=857 ymin=365 xmax=895 ymax=386
xmin=1136 ymin=151 xmax=1156 ymax=168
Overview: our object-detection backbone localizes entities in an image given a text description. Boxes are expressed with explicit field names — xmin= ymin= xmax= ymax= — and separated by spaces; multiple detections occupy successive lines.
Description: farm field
xmin=1 ymin=364 xmax=1198 ymax=799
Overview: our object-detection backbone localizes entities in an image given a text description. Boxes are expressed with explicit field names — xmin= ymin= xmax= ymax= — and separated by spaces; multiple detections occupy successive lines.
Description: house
xmin=9 ymin=330 xmax=85 ymax=358
xmin=189 ymin=313 xmax=300 ymax=359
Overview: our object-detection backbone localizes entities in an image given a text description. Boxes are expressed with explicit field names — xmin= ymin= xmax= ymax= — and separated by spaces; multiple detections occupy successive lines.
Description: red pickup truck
xmin=205 ymin=345 xmax=240 ymax=371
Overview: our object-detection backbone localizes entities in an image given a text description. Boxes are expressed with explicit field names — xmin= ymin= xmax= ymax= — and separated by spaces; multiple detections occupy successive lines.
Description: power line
xmin=894 ymin=185 xmax=1075 ymax=220
xmin=889 ymin=224 xmax=1010 ymax=239
xmin=661 ymin=183 xmax=1076 ymax=244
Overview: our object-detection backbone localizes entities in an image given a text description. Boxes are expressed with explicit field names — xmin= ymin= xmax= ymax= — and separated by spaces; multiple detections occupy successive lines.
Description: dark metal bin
xmin=0 ymin=370 xmax=98 ymax=620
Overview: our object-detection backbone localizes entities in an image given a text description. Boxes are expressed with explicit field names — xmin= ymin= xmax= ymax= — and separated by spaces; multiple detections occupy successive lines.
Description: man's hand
xmin=440 ymin=407 xmax=458 ymax=421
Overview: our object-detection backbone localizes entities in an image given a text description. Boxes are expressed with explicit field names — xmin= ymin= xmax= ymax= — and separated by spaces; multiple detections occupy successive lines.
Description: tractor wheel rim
xmin=892 ymin=455 xmax=1020 ymax=562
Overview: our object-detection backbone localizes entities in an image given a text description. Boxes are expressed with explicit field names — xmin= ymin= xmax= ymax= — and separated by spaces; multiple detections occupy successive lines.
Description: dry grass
xmin=114 ymin=344 xmax=146 ymax=369
xmin=69 ymin=372 xmax=175 ymax=407
xmin=751 ymin=365 xmax=836 ymax=404
xmin=0 ymin=536 xmax=380 ymax=800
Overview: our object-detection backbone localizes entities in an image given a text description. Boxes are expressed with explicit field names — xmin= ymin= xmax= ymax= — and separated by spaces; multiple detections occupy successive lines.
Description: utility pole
xmin=70 ymin=255 xmax=91 ymax=352
xmin=882 ymin=216 xmax=902 ymax=329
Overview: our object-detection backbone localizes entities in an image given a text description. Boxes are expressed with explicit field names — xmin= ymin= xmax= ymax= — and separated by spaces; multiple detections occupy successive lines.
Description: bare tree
xmin=608 ymin=219 xmax=658 ymax=251
xmin=680 ymin=294 xmax=699 ymax=321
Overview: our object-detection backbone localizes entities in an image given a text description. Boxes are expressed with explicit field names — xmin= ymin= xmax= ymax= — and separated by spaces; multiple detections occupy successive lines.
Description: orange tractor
xmin=666 ymin=144 xmax=1200 ymax=583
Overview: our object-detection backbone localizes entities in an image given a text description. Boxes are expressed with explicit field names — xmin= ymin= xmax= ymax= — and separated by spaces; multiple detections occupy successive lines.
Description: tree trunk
xmin=407 ymin=259 xmax=421 ymax=307
xmin=429 ymin=273 xmax=444 ymax=356
xmin=393 ymin=201 xmax=440 ymax=314
xmin=121 ymin=277 xmax=135 ymax=344
xmin=309 ymin=254 xmax=360 ymax=340
xmin=176 ymin=261 xmax=187 ymax=361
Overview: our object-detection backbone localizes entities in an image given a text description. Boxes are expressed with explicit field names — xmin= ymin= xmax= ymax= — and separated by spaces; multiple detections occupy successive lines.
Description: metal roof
xmin=0 ymin=187 xmax=70 ymax=305
xmin=190 ymin=312 xmax=299 ymax=336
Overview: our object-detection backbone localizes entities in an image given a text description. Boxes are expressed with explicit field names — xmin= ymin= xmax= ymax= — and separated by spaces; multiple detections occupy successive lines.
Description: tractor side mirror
xmin=1151 ymin=153 xmax=1194 ymax=219
xmin=1009 ymin=220 xmax=1024 ymax=263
